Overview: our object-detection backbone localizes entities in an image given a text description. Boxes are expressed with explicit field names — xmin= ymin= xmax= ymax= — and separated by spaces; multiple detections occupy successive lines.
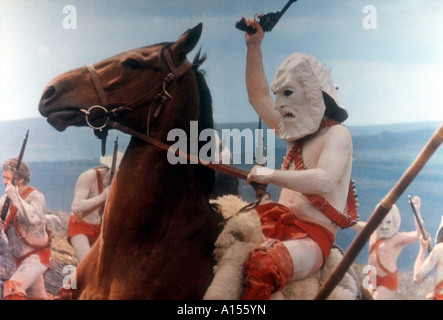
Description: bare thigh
xmin=70 ymin=234 xmax=91 ymax=261
xmin=10 ymin=254 xmax=48 ymax=296
xmin=283 ymin=237 xmax=324 ymax=280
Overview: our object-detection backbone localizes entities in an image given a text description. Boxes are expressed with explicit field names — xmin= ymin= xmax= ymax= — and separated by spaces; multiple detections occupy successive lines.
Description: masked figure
xmin=414 ymin=211 xmax=443 ymax=300
xmin=241 ymin=18 xmax=357 ymax=300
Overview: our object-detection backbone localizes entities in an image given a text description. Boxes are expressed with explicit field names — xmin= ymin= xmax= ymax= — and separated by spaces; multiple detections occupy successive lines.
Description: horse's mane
xmin=192 ymin=49 xmax=216 ymax=198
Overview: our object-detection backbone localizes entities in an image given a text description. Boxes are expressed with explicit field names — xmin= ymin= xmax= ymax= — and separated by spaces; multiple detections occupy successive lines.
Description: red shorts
xmin=67 ymin=215 xmax=101 ymax=246
xmin=255 ymin=202 xmax=335 ymax=261
xmin=14 ymin=247 xmax=51 ymax=269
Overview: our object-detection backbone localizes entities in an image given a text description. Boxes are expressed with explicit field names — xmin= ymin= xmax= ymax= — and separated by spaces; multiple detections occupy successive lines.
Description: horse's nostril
xmin=42 ymin=86 xmax=56 ymax=100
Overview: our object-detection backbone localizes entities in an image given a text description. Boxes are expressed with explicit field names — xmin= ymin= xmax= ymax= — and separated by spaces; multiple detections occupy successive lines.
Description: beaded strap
xmin=281 ymin=118 xmax=359 ymax=229
xmin=5 ymin=187 xmax=52 ymax=249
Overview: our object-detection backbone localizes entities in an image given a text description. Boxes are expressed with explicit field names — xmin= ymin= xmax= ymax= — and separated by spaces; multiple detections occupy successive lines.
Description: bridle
xmin=82 ymin=48 xmax=187 ymax=137
xmin=81 ymin=47 xmax=267 ymax=212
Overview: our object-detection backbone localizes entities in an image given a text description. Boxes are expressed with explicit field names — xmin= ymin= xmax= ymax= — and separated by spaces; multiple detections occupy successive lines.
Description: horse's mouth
xmin=46 ymin=109 xmax=86 ymax=131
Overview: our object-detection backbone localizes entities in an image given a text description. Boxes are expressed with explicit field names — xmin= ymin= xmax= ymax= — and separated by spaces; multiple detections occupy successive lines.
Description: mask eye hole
xmin=284 ymin=90 xmax=293 ymax=97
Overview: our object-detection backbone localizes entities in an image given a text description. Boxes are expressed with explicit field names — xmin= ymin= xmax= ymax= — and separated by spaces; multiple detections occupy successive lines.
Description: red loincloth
xmin=255 ymin=202 xmax=335 ymax=260
xmin=67 ymin=215 xmax=101 ymax=246
xmin=14 ymin=247 xmax=51 ymax=269
xmin=376 ymin=272 xmax=399 ymax=291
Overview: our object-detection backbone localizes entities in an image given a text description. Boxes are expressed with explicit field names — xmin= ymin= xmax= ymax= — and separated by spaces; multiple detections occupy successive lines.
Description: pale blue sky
xmin=1 ymin=0 xmax=443 ymax=126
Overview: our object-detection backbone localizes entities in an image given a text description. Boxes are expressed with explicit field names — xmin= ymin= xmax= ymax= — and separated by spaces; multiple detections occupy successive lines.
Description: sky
xmin=1 ymin=0 xmax=443 ymax=127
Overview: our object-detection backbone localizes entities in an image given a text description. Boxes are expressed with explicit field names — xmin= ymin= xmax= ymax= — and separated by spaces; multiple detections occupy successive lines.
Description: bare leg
xmin=373 ymin=286 xmax=396 ymax=300
xmin=70 ymin=234 xmax=91 ymax=261
xmin=7 ymin=255 xmax=48 ymax=299
xmin=283 ymin=238 xmax=324 ymax=280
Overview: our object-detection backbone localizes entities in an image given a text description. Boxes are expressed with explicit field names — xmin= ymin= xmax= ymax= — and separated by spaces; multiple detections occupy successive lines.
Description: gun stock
xmin=1 ymin=130 xmax=29 ymax=222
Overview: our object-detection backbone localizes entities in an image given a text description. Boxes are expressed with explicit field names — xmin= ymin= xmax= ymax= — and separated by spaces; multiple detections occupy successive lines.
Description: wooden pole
xmin=314 ymin=123 xmax=443 ymax=300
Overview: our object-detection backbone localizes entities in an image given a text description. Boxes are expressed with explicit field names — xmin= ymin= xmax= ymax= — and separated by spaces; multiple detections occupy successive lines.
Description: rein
xmin=81 ymin=48 xmax=265 ymax=192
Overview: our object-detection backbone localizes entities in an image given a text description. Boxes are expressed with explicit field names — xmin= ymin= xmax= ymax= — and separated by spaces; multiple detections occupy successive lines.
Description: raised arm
xmin=244 ymin=18 xmax=281 ymax=133
xmin=413 ymin=238 xmax=436 ymax=283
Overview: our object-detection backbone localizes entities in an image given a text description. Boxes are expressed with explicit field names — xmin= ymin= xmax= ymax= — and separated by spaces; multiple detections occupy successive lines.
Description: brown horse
xmin=38 ymin=24 xmax=224 ymax=299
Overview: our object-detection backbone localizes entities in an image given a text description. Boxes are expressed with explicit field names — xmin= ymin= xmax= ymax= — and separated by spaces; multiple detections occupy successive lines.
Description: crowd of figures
xmin=1 ymin=17 xmax=443 ymax=300
xmin=0 ymin=153 xmax=122 ymax=299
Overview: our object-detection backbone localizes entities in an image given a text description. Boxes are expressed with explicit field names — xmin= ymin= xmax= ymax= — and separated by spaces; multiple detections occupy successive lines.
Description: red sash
xmin=281 ymin=118 xmax=359 ymax=229
xmin=4 ymin=186 xmax=36 ymax=231
xmin=4 ymin=186 xmax=52 ymax=250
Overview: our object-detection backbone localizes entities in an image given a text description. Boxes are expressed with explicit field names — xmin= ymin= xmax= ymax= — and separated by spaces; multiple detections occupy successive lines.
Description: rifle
xmin=109 ymin=136 xmax=119 ymax=183
xmin=408 ymin=195 xmax=433 ymax=253
xmin=1 ymin=130 xmax=29 ymax=222
xmin=235 ymin=0 xmax=298 ymax=34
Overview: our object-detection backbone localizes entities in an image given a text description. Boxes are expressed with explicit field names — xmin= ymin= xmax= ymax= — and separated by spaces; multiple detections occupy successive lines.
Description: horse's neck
xmin=105 ymin=138 xmax=203 ymax=226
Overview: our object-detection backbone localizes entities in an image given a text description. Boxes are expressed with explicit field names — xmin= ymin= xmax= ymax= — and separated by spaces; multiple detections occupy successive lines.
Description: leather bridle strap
xmin=164 ymin=49 xmax=193 ymax=80
xmin=87 ymin=64 xmax=110 ymax=108
xmin=105 ymin=119 xmax=249 ymax=180
xmin=106 ymin=118 xmax=268 ymax=213
xmin=84 ymin=49 xmax=266 ymax=194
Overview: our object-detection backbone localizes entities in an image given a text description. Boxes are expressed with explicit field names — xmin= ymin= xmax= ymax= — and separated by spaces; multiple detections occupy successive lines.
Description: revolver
xmin=235 ymin=0 xmax=297 ymax=34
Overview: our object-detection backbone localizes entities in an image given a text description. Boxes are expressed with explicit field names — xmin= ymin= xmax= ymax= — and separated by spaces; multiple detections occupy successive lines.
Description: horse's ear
xmin=170 ymin=23 xmax=203 ymax=58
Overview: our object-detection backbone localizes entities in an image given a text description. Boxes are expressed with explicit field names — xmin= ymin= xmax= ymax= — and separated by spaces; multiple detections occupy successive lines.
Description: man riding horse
xmin=241 ymin=18 xmax=357 ymax=299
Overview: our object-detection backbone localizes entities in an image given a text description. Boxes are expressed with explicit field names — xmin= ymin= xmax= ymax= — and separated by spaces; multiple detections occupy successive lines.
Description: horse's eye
xmin=124 ymin=58 xmax=141 ymax=69
xmin=284 ymin=90 xmax=294 ymax=97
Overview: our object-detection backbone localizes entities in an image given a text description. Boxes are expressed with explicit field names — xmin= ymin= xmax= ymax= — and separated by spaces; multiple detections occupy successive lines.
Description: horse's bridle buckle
xmin=81 ymin=105 xmax=109 ymax=131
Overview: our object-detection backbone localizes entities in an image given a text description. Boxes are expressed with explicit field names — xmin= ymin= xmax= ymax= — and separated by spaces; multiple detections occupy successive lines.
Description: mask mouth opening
xmin=283 ymin=111 xmax=295 ymax=119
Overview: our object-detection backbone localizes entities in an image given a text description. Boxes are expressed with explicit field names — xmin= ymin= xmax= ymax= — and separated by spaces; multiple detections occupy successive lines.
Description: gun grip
xmin=235 ymin=19 xmax=257 ymax=34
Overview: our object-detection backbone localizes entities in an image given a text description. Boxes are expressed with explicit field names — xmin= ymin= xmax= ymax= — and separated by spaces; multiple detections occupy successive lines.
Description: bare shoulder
xmin=77 ymin=168 xmax=98 ymax=184
xmin=320 ymin=124 xmax=353 ymax=153
xmin=433 ymin=243 xmax=443 ymax=258
xmin=325 ymin=124 xmax=352 ymax=140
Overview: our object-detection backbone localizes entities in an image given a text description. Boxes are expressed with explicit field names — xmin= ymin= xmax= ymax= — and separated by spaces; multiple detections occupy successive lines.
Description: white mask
xmin=376 ymin=205 xmax=401 ymax=239
xmin=271 ymin=53 xmax=338 ymax=141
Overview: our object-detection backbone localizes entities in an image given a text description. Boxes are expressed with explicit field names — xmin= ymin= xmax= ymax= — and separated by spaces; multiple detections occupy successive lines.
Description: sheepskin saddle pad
xmin=204 ymin=195 xmax=362 ymax=300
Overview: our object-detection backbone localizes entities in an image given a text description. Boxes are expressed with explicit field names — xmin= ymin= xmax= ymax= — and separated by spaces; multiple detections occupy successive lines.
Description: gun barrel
xmin=1 ymin=130 xmax=29 ymax=222
xmin=280 ymin=0 xmax=298 ymax=15
xmin=109 ymin=136 xmax=119 ymax=183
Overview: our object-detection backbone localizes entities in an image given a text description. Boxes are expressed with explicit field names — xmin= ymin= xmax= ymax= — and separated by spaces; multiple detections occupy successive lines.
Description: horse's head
xmin=38 ymin=23 xmax=206 ymax=141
